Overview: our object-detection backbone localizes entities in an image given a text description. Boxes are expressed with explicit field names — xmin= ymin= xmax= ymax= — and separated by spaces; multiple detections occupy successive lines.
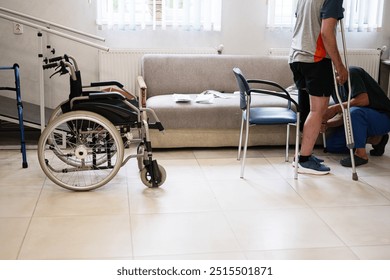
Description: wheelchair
xmin=38 ymin=54 xmax=166 ymax=191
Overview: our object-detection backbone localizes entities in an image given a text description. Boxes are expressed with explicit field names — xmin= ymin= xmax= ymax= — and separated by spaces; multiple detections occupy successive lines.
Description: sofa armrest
xmin=137 ymin=75 xmax=147 ymax=107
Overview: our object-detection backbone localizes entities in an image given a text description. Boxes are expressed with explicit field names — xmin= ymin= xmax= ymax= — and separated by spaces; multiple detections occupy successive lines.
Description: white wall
xmin=1 ymin=0 xmax=389 ymax=107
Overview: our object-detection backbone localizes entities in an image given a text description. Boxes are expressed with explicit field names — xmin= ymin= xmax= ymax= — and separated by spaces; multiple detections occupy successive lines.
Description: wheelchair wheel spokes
xmin=47 ymin=114 xmax=114 ymax=168
xmin=38 ymin=111 xmax=124 ymax=191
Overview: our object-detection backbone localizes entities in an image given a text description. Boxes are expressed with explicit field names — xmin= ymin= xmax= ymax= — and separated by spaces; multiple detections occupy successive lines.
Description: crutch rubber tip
xmin=352 ymin=173 xmax=358 ymax=181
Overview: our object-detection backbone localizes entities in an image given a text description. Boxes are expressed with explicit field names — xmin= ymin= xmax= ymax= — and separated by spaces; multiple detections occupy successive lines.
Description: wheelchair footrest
xmin=148 ymin=122 xmax=164 ymax=131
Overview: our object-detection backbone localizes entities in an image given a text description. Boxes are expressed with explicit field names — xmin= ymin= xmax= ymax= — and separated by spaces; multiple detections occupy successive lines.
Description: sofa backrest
xmin=141 ymin=54 xmax=293 ymax=98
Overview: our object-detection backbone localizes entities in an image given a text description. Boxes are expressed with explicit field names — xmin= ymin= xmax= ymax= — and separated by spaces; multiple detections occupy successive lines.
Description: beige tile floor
xmin=1 ymin=145 xmax=390 ymax=260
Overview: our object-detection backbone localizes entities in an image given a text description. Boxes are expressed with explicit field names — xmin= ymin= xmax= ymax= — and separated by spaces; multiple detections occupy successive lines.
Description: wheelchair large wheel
xmin=47 ymin=102 xmax=112 ymax=168
xmin=48 ymin=101 xmax=66 ymax=122
xmin=38 ymin=111 xmax=124 ymax=191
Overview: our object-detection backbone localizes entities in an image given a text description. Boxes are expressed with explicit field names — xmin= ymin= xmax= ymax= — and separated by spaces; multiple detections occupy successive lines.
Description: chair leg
xmin=285 ymin=124 xmax=290 ymax=162
xmin=322 ymin=132 xmax=327 ymax=152
xmin=241 ymin=117 xmax=250 ymax=178
xmin=294 ymin=113 xmax=300 ymax=180
xmin=237 ymin=116 xmax=244 ymax=160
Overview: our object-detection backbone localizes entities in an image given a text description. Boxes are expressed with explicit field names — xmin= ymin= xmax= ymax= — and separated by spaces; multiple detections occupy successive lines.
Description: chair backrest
xmin=233 ymin=67 xmax=300 ymax=114
xmin=233 ymin=67 xmax=250 ymax=110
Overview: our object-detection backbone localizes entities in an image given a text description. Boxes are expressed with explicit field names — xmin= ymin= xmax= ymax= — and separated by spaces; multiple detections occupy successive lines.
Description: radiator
xmin=98 ymin=48 xmax=216 ymax=94
xmin=269 ymin=48 xmax=382 ymax=81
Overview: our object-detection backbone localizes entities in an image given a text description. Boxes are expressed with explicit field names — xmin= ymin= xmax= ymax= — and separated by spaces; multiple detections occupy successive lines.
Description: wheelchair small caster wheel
xmin=140 ymin=164 xmax=166 ymax=188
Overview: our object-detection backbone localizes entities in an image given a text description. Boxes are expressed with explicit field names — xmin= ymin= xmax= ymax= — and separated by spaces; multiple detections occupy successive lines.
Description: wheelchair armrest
xmin=137 ymin=76 xmax=147 ymax=107
xmin=89 ymin=81 xmax=124 ymax=88
xmin=137 ymin=76 xmax=147 ymax=90
xmin=88 ymin=92 xmax=126 ymax=100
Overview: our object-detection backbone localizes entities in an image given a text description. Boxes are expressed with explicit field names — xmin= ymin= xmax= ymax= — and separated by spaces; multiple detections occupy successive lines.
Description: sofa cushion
xmin=142 ymin=54 xmax=293 ymax=98
xmin=146 ymin=93 xmax=297 ymax=130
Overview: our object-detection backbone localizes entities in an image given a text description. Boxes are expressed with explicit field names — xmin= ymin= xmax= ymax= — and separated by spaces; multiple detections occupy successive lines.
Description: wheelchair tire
xmin=140 ymin=164 xmax=166 ymax=188
xmin=38 ymin=111 xmax=124 ymax=191
xmin=48 ymin=101 xmax=66 ymax=122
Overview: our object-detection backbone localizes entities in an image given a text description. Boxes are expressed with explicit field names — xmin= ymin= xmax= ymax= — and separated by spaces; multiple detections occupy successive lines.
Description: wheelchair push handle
xmin=48 ymin=56 xmax=64 ymax=63
xmin=45 ymin=54 xmax=79 ymax=71
xmin=42 ymin=60 xmax=76 ymax=80
xmin=43 ymin=62 xmax=60 ymax=70
xmin=48 ymin=54 xmax=71 ymax=63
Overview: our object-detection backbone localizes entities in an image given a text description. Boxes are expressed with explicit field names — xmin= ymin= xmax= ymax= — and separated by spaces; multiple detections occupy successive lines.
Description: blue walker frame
xmin=0 ymin=64 xmax=28 ymax=168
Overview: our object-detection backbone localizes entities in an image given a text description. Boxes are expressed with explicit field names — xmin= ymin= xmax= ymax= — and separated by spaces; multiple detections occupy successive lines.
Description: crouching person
xmin=323 ymin=66 xmax=390 ymax=167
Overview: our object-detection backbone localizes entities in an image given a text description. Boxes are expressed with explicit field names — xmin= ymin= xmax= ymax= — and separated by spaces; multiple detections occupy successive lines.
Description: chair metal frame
xmin=233 ymin=68 xmax=300 ymax=179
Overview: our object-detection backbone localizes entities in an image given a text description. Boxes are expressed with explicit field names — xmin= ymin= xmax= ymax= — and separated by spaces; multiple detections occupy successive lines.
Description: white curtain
xmin=343 ymin=0 xmax=384 ymax=32
xmin=96 ymin=0 xmax=222 ymax=31
xmin=266 ymin=0 xmax=383 ymax=32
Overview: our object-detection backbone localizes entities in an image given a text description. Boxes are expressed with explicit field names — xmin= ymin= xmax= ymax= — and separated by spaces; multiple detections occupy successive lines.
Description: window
xmin=96 ymin=0 xmax=222 ymax=31
xmin=267 ymin=0 xmax=384 ymax=32
xmin=266 ymin=0 xmax=297 ymax=30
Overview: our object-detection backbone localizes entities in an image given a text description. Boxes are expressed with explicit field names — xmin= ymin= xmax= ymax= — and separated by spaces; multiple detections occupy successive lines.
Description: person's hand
xmin=323 ymin=105 xmax=338 ymax=122
xmin=335 ymin=65 xmax=348 ymax=85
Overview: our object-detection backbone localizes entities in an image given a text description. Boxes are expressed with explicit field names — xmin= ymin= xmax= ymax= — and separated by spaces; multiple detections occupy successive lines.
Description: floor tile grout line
xmin=126 ymin=171 xmax=136 ymax=260
xmin=15 ymin=176 xmax=47 ymax=260
xmin=263 ymin=155 xmax=362 ymax=259
xmin=358 ymin=177 xmax=390 ymax=204
xmin=204 ymin=176 xmax=249 ymax=260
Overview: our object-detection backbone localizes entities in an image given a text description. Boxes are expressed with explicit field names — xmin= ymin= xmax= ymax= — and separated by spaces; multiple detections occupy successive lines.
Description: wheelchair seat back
xmin=59 ymin=70 xmax=139 ymax=126
xmin=72 ymin=98 xmax=139 ymax=126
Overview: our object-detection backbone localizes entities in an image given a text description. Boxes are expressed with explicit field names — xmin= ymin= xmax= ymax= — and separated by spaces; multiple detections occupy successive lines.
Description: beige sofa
xmin=137 ymin=54 xmax=298 ymax=148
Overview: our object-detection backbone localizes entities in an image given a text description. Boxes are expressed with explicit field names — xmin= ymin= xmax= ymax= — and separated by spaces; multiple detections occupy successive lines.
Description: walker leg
xmin=14 ymin=64 xmax=28 ymax=168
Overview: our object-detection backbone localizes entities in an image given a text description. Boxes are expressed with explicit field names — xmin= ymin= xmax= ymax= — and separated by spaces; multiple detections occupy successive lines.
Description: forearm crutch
xmin=331 ymin=19 xmax=358 ymax=181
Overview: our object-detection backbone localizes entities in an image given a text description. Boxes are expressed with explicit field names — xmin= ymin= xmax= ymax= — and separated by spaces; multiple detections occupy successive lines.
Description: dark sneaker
xmin=370 ymin=134 xmax=389 ymax=156
xmin=292 ymin=154 xmax=324 ymax=167
xmin=311 ymin=154 xmax=324 ymax=164
xmin=340 ymin=155 xmax=368 ymax=167
xmin=297 ymin=157 xmax=330 ymax=175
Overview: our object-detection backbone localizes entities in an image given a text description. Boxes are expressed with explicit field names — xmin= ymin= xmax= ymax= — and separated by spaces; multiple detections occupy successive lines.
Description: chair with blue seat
xmin=233 ymin=67 xmax=300 ymax=179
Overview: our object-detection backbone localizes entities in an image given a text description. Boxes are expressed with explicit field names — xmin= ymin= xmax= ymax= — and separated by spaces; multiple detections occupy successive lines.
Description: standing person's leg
xmin=290 ymin=63 xmax=310 ymax=132
xmin=300 ymin=95 xmax=330 ymax=156
xmin=297 ymin=95 xmax=331 ymax=174
xmin=298 ymin=89 xmax=310 ymax=132
xmin=295 ymin=59 xmax=334 ymax=175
